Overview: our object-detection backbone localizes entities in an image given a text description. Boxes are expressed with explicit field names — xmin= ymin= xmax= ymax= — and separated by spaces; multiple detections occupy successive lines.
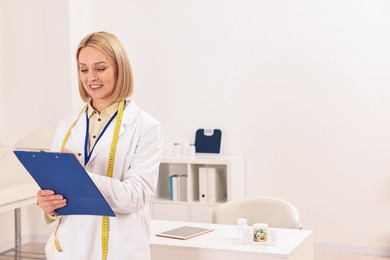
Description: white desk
xmin=0 ymin=146 xmax=38 ymax=212
xmin=150 ymin=220 xmax=313 ymax=260
xmin=0 ymin=147 xmax=39 ymax=259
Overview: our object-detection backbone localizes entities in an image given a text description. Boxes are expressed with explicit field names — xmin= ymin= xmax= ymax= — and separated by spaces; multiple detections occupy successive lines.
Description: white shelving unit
xmin=151 ymin=153 xmax=245 ymax=223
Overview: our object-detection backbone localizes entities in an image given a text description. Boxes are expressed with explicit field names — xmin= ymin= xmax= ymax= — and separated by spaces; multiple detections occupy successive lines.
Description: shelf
xmin=161 ymin=152 xmax=243 ymax=164
xmin=151 ymin=153 xmax=245 ymax=223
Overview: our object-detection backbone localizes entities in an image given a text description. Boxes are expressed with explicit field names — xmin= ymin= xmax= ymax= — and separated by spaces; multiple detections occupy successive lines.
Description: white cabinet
xmin=151 ymin=153 xmax=245 ymax=223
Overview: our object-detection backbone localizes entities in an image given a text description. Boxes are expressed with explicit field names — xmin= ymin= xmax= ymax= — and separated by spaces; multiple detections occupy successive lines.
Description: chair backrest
xmin=0 ymin=125 xmax=57 ymax=182
xmin=212 ymin=197 xmax=301 ymax=229
xmin=14 ymin=125 xmax=56 ymax=151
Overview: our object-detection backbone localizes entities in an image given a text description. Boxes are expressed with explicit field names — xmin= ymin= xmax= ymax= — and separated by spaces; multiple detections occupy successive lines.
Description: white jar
xmin=267 ymin=228 xmax=278 ymax=245
xmin=253 ymin=223 xmax=268 ymax=242
xmin=173 ymin=143 xmax=181 ymax=156
xmin=189 ymin=144 xmax=196 ymax=157
xmin=236 ymin=218 xmax=248 ymax=240
xmin=243 ymin=226 xmax=253 ymax=244
xmin=182 ymin=142 xmax=190 ymax=156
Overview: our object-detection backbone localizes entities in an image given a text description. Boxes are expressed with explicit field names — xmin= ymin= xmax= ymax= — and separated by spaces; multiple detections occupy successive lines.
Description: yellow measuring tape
xmin=54 ymin=101 xmax=124 ymax=260
xmin=101 ymin=100 xmax=124 ymax=260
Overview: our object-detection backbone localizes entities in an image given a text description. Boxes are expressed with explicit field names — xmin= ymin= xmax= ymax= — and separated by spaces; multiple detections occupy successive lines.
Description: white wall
xmin=0 ymin=0 xmax=73 ymax=248
xmin=90 ymin=0 xmax=390 ymax=255
xmin=67 ymin=0 xmax=93 ymax=112
xmin=0 ymin=0 xmax=72 ymax=145
xmin=1 ymin=0 xmax=390 ymax=256
xmin=0 ymin=3 xmax=5 ymax=144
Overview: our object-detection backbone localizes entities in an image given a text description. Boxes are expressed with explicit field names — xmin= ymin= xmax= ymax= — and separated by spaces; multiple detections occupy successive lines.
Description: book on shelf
xmin=169 ymin=175 xmax=173 ymax=200
xmin=199 ymin=167 xmax=224 ymax=203
xmin=169 ymin=174 xmax=187 ymax=202
xmin=169 ymin=175 xmax=178 ymax=201
xmin=178 ymin=175 xmax=187 ymax=201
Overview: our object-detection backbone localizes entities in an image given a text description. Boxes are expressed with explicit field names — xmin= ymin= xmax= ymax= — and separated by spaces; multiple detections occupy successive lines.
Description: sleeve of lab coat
xmin=88 ymin=122 xmax=164 ymax=214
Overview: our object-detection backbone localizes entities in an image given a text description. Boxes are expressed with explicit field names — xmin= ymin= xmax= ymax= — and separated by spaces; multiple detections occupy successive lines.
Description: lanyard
xmin=84 ymin=108 xmax=120 ymax=165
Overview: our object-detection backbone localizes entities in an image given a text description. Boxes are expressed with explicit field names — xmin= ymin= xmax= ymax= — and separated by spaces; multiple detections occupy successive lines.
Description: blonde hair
xmin=76 ymin=31 xmax=134 ymax=102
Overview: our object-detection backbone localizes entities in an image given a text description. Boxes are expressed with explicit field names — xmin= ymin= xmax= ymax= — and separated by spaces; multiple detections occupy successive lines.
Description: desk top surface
xmin=150 ymin=220 xmax=313 ymax=256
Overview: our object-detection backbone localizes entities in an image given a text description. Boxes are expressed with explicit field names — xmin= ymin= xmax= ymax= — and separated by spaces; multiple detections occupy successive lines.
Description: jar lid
xmin=253 ymin=223 xmax=268 ymax=229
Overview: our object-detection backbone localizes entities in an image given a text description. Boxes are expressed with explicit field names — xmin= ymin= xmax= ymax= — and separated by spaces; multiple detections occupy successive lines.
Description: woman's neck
xmin=91 ymin=99 xmax=116 ymax=113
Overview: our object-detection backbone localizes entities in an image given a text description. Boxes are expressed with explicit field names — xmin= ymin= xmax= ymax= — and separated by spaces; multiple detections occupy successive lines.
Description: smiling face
xmin=78 ymin=46 xmax=117 ymax=112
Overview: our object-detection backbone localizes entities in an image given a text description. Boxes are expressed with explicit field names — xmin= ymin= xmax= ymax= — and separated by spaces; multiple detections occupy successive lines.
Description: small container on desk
xmin=253 ymin=223 xmax=268 ymax=242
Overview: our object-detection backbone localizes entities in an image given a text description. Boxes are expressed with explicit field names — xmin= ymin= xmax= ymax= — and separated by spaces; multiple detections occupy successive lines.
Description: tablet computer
xmin=156 ymin=226 xmax=214 ymax=240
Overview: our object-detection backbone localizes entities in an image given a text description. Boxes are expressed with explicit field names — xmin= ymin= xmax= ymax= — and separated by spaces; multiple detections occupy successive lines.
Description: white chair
xmin=14 ymin=124 xmax=57 ymax=151
xmin=212 ymin=197 xmax=301 ymax=229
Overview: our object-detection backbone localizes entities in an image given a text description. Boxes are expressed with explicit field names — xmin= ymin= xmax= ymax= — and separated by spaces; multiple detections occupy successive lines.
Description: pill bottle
xmin=253 ymin=223 xmax=268 ymax=242
xmin=236 ymin=218 xmax=248 ymax=240
xmin=189 ymin=144 xmax=196 ymax=157
xmin=173 ymin=143 xmax=181 ymax=156
xmin=267 ymin=228 xmax=278 ymax=246
xmin=243 ymin=226 xmax=253 ymax=244
xmin=182 ymin=142 xmax=190 ymax=156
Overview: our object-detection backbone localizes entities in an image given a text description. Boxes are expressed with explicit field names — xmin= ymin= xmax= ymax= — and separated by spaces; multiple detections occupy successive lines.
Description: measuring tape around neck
xmin=101 ymin=100 xmax=124 ymax=260
xmin=53 ymin=100 xmax=125 ymax=260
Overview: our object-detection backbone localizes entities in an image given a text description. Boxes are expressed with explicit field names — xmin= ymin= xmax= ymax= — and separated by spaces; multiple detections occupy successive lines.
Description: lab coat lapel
xmin=66 ymin=112 xmax=87 ymax=152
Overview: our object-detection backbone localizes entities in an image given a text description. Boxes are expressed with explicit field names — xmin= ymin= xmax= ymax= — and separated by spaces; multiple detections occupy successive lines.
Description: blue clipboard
xmin=14 ymin=150 xmax=115 ymax=217
xmin=195 ymin=129 xmax=222 ymax=154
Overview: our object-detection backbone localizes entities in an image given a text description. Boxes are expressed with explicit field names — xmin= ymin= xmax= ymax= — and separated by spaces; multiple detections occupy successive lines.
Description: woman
xmin=36 ymin=31 xmax=163 ymax=260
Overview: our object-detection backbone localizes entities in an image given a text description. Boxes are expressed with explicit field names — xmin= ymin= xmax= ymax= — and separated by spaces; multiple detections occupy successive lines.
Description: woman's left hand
xmin=62 ymin=148 xmax=82 ymax=164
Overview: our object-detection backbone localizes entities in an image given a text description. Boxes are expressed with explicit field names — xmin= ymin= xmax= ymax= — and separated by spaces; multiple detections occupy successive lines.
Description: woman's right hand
xmin=37 ymin=189 xmax=67 ymax=215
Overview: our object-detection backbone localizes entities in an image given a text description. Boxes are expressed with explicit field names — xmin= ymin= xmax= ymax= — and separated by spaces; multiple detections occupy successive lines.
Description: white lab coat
xmin=45 ymin=100 xmax=163 ymax=260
